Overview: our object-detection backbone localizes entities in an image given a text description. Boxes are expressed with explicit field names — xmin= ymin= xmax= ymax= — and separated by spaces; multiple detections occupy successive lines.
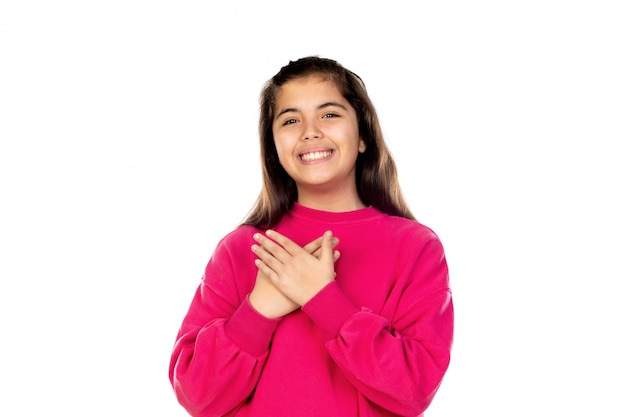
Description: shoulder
xmin=211 ymin=225 xmax=259 ymax=258
xmin=374 ymin=216 xmax=447 ymax=266
xmin=380 ymin=215 xmax=443 ymax=246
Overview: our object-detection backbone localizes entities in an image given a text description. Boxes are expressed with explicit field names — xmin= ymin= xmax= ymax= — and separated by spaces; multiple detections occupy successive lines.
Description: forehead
xmin=274 ymin=76 xmax=344 ymax=107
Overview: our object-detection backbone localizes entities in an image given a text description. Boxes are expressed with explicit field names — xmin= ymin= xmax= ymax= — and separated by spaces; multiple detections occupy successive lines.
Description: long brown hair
xmin=243 ymin=56 xmax=415 ymax=228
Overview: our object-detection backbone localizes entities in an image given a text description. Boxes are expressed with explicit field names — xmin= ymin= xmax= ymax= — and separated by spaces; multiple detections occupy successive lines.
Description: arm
xmin=249 ymin=232 xmax=340 ymax=318
xmin=169 ymin=231 xmax=340 ymax=416
xmin=169 ymin=234 xmax=279 ymax=417
xmin=302 ymin=237 xmax=453 ymax=416
xmin=251 ymin=229 xmax=338 ymax=308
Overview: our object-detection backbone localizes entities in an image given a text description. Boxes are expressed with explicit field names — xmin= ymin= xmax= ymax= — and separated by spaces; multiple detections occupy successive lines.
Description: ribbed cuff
xmin=302 ymin=281 xmax=359 ymax=340
xmin=225 ymin=296 xmax=281 ymax=356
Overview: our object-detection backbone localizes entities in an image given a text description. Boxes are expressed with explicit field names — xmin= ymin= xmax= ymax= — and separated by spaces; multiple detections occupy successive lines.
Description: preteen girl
xmin=169 ymin=56 xmax=454 ymax=417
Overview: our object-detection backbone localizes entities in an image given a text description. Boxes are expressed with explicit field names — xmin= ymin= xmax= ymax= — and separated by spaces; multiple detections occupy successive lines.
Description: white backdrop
xmin=1 ymin=1 xmax=625 ymax=415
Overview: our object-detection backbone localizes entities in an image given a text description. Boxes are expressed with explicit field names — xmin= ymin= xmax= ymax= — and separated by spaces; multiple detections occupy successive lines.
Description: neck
xmin=296 ymin=186 xmax=366 ymax=213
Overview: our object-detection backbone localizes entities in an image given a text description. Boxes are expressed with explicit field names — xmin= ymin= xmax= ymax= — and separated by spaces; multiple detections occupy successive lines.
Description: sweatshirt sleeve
xmin=169 ymin=231 xmax=280 ymax=417
xmin=302 ymin=235 xmax=454 ymax=417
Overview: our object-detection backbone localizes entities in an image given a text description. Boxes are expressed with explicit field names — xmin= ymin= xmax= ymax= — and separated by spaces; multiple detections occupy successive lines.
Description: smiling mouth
xmin=300 ymin=150 xmax=333 ymax=162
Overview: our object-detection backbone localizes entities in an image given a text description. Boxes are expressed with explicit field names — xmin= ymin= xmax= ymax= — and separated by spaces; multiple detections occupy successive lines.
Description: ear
xmin=358 ymin=137 xmax=366 ymax=153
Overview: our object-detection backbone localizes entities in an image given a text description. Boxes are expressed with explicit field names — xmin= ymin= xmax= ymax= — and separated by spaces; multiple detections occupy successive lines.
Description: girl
xmin=169 ymin=56 xmax=453 ymax=417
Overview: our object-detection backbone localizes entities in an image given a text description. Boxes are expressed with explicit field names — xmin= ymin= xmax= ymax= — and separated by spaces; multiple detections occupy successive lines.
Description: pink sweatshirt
xmin=169 ymin=203 xmax=453 ymax=417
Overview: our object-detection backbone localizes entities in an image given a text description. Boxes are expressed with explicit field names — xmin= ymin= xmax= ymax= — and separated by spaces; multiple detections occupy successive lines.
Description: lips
xmin=299 ymin=150 xmax=333 ymax=162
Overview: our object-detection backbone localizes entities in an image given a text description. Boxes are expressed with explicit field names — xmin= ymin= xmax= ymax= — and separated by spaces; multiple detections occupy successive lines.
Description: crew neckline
xmin=289 ymin=202 xmax=382 ymax=224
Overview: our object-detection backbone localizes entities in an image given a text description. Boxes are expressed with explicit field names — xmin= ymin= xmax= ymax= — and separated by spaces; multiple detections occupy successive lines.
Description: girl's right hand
xmin=249 ymin=233 xmax=339 ymax=318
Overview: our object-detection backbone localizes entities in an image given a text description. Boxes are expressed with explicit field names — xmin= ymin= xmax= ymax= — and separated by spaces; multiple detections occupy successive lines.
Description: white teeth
xmin=301 ymin=151 xmax=332 ymax=161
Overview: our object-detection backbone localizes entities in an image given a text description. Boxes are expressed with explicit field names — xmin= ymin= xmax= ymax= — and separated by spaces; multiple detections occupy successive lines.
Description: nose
xmin=302 ymin=119 xmax=322 ymax=141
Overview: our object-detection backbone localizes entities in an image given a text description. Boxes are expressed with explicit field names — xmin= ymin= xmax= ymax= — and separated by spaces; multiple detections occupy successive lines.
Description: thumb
xmin=320 ymin=230 xmax=335 ymax=263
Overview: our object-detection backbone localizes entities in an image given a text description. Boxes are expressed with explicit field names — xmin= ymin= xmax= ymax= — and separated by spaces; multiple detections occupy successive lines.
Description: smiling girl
xmin=169 ymin=56 xmax=453 ymax=417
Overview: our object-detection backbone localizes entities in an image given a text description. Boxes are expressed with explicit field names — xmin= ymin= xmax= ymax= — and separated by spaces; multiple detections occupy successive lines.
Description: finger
xmin=253 ymin=232 xmax=290 ymax=262
xmin=305 ymin=235 xmax=339 ymax=258
xmin=254 ymin=258 xmax=278 ymax=281
xmin=303 ymin=236 xmax=324 ymax=255
xmin=251 ymin=243 xmax=283 ymax=272
xmin=264 ymin=229 xmax=303 ymax=256
xmin=320 ymin=230 xmax=335 ymax=263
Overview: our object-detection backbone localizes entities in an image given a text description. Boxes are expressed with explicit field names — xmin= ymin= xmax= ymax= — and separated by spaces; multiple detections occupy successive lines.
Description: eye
xmin=282 ymin=118 xmax=298 ymax=126
xmin=323 ymin=113 xmax=340 ymax=119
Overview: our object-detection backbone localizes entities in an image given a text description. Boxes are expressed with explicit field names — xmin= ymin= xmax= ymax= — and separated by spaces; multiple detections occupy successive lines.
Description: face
xmin=272 ymin=76 xmax=366 ymax=200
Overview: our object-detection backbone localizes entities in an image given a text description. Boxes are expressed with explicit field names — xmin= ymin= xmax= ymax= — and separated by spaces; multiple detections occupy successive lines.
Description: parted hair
xmin=243 ymin=56 xmax=415 ymax=228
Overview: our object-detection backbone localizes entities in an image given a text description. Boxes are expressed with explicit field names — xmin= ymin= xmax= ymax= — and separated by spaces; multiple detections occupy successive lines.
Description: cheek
xmin=272 ymin=137 xmax=290 ymax=167
xmin=273 ymin=137 xmax=284 ymax=156
xmin=273 ymin=131 xmax=297 ymax=156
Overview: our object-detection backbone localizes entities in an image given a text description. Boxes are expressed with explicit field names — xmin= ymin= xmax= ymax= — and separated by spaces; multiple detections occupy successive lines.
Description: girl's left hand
xmin=251 ymin=229 xmax=337 ymax=306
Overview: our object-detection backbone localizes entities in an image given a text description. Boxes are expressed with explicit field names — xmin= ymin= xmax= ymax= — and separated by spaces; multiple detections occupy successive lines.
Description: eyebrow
xmin=275 ymin=101 xmax=349 ymax=120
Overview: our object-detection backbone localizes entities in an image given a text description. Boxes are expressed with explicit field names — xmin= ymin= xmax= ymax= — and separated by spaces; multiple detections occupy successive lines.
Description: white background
xmin=1 ymin=1 xmax=625 ymax=415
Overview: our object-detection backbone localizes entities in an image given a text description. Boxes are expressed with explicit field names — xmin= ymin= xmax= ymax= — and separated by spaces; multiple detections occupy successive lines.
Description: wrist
xmin=249 ymin=290 xmax=288 ymax=319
